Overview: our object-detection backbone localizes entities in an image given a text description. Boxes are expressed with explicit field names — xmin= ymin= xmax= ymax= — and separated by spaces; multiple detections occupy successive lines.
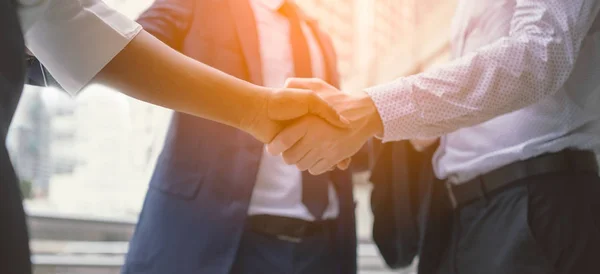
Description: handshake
xmin=244 ymin=78 xmax=384 ymax=175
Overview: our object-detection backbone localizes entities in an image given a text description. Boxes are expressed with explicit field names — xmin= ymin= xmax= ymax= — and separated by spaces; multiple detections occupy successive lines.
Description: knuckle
xmin=282 ymin=148 xmax=302 ymax=163
xmin=285 ymin=78 xmax=299 ymax=87
xmin=310 ymin=166 xmax=326 ymax=175
xmin=297 ymin=162 xmax=310 ymax=171
xmin=316 ymin=80 xmax=326 ymax=89
xmin=297 ymin=158 xmax=316 ymax=171
xmin=309 ymin=78 xmax=324 ymax=86
xmin=284 ymin=78 xmax=293 ymax=87
xmin=280 ymin=135 xmax=297 ymax=147
xmin=282 ymin=154 xmax=297 ymax=165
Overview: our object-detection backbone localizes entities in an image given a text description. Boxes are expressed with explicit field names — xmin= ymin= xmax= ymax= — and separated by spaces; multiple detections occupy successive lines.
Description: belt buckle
xmin=275 ymin=223 xmax=306 ymax=243
xmin=276 ymin=235 xmax=302 ymax=243
xmin=445 ymin=181 xmax=458 ymax=209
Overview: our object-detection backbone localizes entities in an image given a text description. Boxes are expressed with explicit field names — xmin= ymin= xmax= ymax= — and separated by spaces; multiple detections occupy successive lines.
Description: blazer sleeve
xmin=137 ymin=0 xmax=196 ymax=51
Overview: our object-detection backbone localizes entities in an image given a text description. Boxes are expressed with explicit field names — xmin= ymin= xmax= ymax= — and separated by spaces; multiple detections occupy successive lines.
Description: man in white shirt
xmin=123 ymin=1 xmax=356 ymax=273
xmin=270 ymin=0 xmax=600 ymax=273
xmin=2 ymin=1 xmax=348 ymax=273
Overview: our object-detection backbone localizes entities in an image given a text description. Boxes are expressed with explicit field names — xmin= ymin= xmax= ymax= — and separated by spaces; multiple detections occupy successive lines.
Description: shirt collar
xmin=255 ymin=0 xmax=314 ymax=23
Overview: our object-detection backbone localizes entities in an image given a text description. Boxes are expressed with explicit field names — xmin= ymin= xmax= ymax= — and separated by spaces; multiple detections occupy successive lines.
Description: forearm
xmin=94 ymin=30 xmax=268 ymax=132
xmin=365 ymin=0 xmax=600 ymax=142
xmin=23 ymin=0 xmax=347 ymax=146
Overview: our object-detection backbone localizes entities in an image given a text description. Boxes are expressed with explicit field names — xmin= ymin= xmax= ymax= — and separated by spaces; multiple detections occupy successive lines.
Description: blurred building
xmin=298 ymin=0 xmax=458 ymax=91
xmin=12 ymin=0 xmax=162 ymax=217
xmin=7 ymin=87 xmax=52 ymax=198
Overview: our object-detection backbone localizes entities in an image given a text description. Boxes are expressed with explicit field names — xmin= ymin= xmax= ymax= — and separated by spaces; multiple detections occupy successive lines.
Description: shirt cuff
xmin=364 ymin=78 xmax=419 ymax=142
xmin=24 ymin=0 xmax=142 ymax=96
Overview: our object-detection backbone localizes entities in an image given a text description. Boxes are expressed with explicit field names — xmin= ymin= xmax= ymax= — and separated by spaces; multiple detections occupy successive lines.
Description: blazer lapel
xmin=227 ymin=0 xmax=263 ymax=85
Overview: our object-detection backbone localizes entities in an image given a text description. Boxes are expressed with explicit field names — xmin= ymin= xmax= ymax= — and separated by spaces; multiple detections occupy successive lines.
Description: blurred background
xmin=8 ymin=0 xmax=458 ymax=273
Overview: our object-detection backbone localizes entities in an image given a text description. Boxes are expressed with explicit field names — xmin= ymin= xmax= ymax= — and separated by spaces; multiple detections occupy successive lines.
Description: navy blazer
xmin=123 ymin=1 xmax=356 ymax=273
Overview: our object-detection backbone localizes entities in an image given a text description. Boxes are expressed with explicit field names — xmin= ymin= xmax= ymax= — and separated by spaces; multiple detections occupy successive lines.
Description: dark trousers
xmin=0 ymin=147 xmax=30 ymax=274
xmin=229 ymin=226 xmax=337 ymax=274
xmin=436 ymin=171 xmax=600 ymax=274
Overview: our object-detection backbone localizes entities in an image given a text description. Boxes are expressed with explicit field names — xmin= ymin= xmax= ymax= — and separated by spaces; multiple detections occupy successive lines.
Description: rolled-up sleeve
xmin=21 ymin=0 xmax=142 ymax=95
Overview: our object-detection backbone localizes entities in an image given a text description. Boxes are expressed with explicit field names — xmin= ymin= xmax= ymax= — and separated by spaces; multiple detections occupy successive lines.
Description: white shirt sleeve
xmin=19 ymin=0 xmax=142 ymax=95
xmin=364 ymin=0 xmax=600 ymax=142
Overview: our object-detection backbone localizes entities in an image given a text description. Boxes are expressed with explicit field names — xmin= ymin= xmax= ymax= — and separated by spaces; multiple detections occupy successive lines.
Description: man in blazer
xmin=123 ymin=0 xmax=356 ymax=273
xmin=3 ymin=0 xmax=348 ymax=273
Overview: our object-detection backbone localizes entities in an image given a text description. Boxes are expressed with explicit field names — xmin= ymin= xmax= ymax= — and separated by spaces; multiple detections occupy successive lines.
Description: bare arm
xmin=365 ymin=0 xmax=600 ymax=141
xmin=94 ymin=31 xmax=346 ymax=143
xmin=95 ymin=31 xmax=267 ymax=137
xmin=22 ymin=0 xmax=346 ymax=144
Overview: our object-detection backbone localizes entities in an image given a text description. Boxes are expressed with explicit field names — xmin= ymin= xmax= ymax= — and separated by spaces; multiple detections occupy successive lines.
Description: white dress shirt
xmin=365 ymin=0 xmax=600 ymax=183
xmin=18 ymin=0 xmax=142 ymax=95
xmin=247 ymin=0 xmax=339 ymax=221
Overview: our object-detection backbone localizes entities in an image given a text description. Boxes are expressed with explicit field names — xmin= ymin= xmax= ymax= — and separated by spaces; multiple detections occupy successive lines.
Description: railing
xmin=27 ymin=212 xmax=414 ymax=274
xmin=31 ymin=240 xmax=412 ymax=274
xmin=28 ymin=212 xmax=136 ymax=242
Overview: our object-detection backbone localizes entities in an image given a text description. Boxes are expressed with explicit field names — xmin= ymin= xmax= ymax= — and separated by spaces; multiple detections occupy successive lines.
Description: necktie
xmin=279 ymin=2 xmax=329 ymax=219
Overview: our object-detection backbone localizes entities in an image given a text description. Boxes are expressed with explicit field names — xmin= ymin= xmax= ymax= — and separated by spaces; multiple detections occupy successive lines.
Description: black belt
xmin=446 ymin=150 xmax=598 ymax=209
xmin=246 ymin=215 xmax=335 ymax=243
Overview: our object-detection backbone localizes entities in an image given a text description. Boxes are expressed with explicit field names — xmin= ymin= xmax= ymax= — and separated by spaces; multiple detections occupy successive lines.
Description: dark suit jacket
xmin=123 ymin=1 xmax=356 ymax=273
xmin=370 ymin=140 xmax=452 ymax=274
xmin=0 ymin=1 xmax=33 ymax=273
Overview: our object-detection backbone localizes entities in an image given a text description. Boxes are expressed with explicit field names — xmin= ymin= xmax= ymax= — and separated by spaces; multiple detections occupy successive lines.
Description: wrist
xmin=240 ymin=86 xmax=283 ymax=143
xmin=239 ymin=85 xmax=270 ymax=133
xmin=350 ymin=91 xmax=384 ymax=138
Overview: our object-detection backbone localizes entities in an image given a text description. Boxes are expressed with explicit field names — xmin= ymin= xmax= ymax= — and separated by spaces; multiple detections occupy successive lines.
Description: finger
xmin=336 ymin=158 xmax=352 ymax=170
xmin=309 ymin=158 xmax=336 ymax=175
xmin=285 ymin=78 xmax=344 ymax=98
xmin=267 ymin=121 xmax=307 ymax=156
xmin=295 ymin=149 xmax=323 ymax=171
xmin=285 ymin=79 xmax=351 ymax=128
xmin=279 ymin=80 xmax=350 ymax=128
xmin=307 ymin=93 xmax=350 ymax=128
xmin=281 ymin=135 xmax=313 ymax=165
xmin=267 ymin=88 xmax=311 ymax=121
xmin=284 ymin=78 xmax=324 ymax=91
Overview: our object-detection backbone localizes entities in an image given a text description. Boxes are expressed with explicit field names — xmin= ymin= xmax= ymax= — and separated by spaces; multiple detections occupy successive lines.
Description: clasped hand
xmin=261 ymin=78 xmax=383 ymax=175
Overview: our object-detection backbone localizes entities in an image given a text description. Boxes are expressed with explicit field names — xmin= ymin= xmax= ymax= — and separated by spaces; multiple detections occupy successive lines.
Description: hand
xmin=242 ymin=86 xmax=350 ymax=144
xmin=267 ymin=115 xmax=354 ymax=171
xmin=266 ymin=78 xmax=384 ymax=175
xmin=267 ymin=87 xmax=350 ymax=127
